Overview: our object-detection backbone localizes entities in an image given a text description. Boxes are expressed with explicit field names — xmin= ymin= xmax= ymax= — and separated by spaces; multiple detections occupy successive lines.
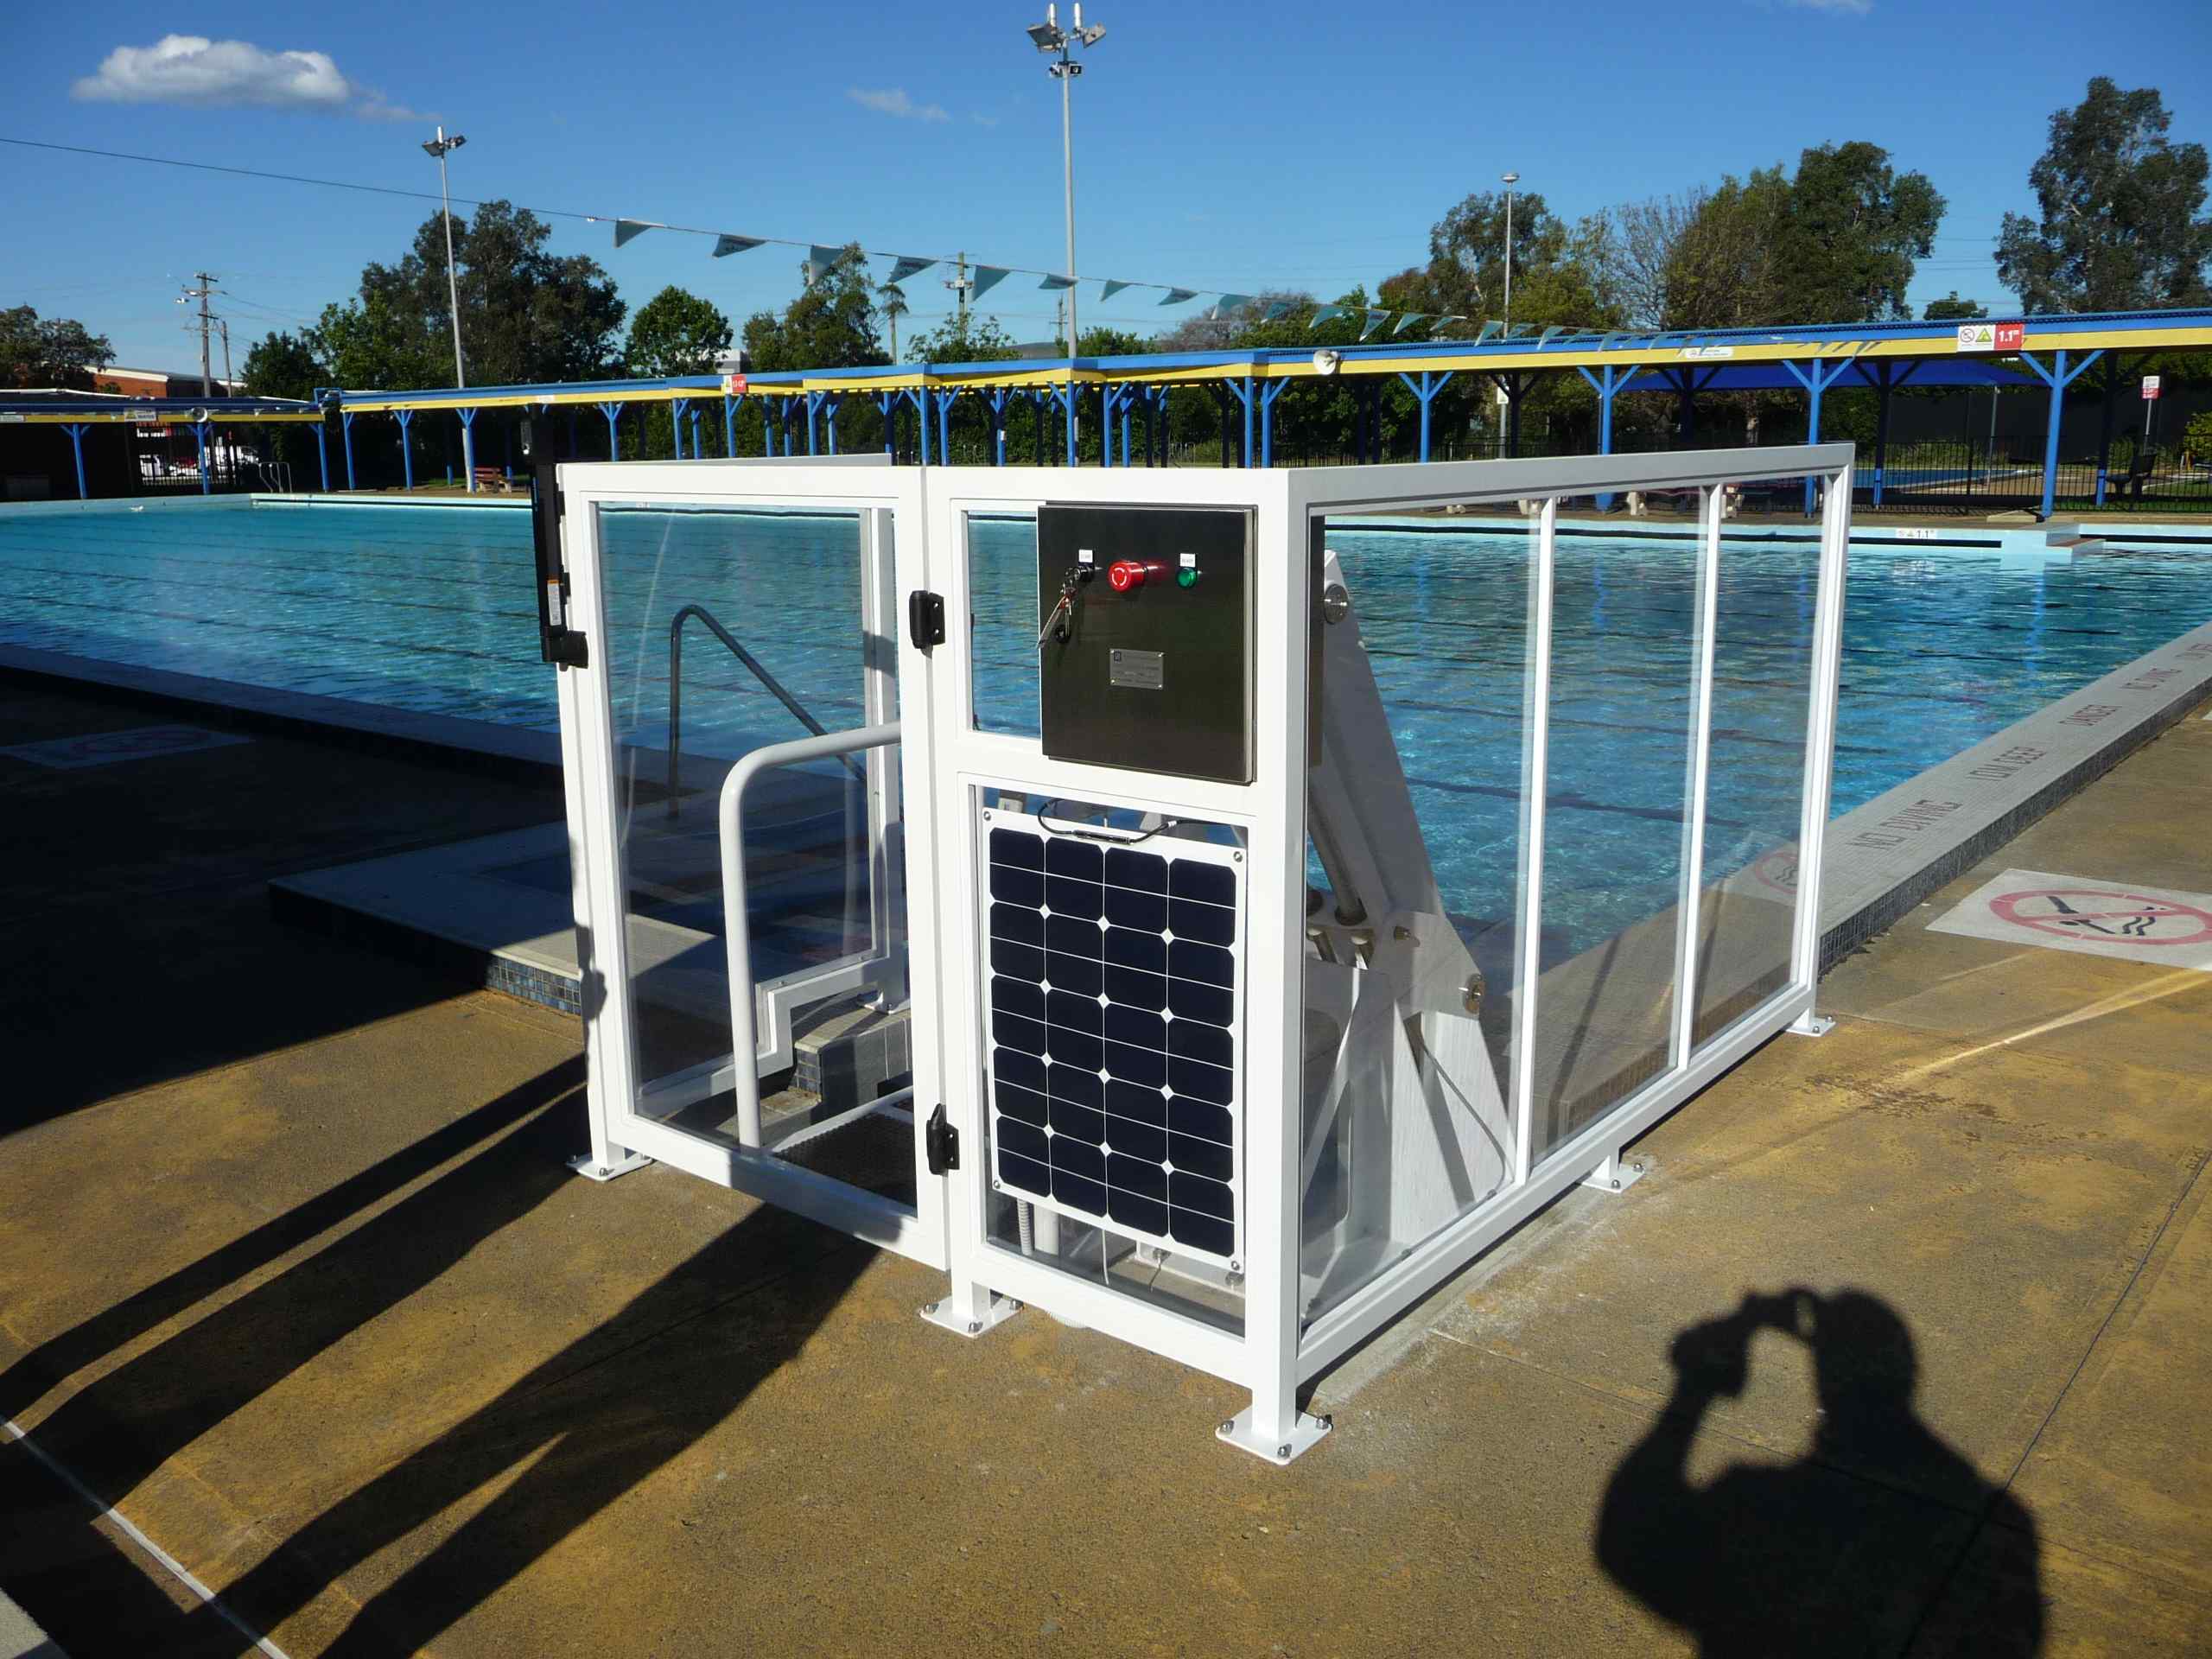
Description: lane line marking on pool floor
xmin=1 ymin=1414 xmax=293 ymax=1659
xmin=1927 ymin=868 xmax=2212 ymax=972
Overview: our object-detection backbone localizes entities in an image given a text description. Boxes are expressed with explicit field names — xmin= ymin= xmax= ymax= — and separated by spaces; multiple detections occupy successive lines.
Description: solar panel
xmin=980 ymin=811 xmax=1244 ymax=1267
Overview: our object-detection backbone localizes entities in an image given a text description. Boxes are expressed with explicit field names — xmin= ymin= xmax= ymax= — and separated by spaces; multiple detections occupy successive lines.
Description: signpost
xmin=2143 ymin=374 xmax=2161 ymax=440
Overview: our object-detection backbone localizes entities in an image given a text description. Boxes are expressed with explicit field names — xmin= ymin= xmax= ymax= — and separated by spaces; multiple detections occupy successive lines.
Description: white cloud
xmin=71 ymin=35 xmax=416 ymax=115
xmin=848 ymin=86 xmax=950 ymax=123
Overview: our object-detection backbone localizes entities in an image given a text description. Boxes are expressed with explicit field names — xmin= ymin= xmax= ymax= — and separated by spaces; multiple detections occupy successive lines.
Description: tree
xmin=307 ymin=200 xmax=626 ymax=390
xmin=1384 ymin=189 xmax=1622 ymax=334
xmin=1664 ymin=168 xmax=1790 ymax=329
xmin=1922 ymin=293 xmax=1987 ymax=321
xmin=878 ymin=281 xmax=912 ymax=361
xmin=911 ymin=312 xmax=1023 ymax=363
xmin=741 ymin=245 xmax=889 ymax=373
xmin=1997 ymin=79 xmax=2212 ymax=313
xmin=1 ymin=306 xmax=115 ymax=389
xmin=1589 ymin=190 xmax=1710 ymax=329
xmin=1768 ymin=142 xmax=1945 ymax=323
xmin=241 ymin=331 xmax=326 ymax=399
xmin=625 ymin=286 xmax=732 ymax=377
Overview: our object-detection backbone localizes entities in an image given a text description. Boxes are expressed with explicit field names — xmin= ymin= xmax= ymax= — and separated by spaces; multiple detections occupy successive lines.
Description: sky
xmin=5 ymin=0 xmax=2210 ymax=375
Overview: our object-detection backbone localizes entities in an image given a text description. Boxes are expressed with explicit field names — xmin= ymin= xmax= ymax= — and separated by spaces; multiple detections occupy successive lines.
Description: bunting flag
xmin=1160 ymin=288 xmax=1198 ymax=305
xmin=613 ymin=219 xmax=659 ymax=247
xmin=1039 ymin=274 xmax=1076 ymax=290
xmin=1210 ymin=294 xmax=1255 ymax=321
xmin=1309 ymin=304 xmax=1347 ymax=327
xmin=804 ymin=244 xmax=842 ymax=283
xmin=712 ymin=233 xmax=763 ymax=258
xmin=1392 ymin=313 xmax=1428 ymax=335
xmin=1359 ymin=310 xmax=1390 ymax=340
xmin=887 ymin=255 xmax=936 ymax=283
xmin=1261 ymin=301 xmax=1292 ymax=322
xmin=1433 ymin=315 xmax=1465 ymax=333
xmin=1538 ymin=325 xmax=1567 ymax=346
xmin=970 ymin=266 xmax=1011 ymax=298
xmin=1100 ymin=279 xmax=1134 ymax=301
xmin=1475 ymin=321 xmax=1502 ymax=344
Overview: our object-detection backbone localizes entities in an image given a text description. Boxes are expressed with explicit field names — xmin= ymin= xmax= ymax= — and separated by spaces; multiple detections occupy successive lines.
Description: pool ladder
xmin=666 ymin=604 xmax=861 ymax=817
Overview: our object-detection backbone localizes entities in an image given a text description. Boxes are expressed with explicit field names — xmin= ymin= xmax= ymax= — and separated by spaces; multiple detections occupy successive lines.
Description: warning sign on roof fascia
xmin=1955 ymin=322 xmax=2025 ymax=352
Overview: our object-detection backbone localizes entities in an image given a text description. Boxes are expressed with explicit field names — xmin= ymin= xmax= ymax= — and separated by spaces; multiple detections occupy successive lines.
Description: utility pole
xmin=1500 ymin=172 xmax=1519 ymax=335
xmin=219 ymin=319 xmax=233 ymax=391
xmin=422 ymin=126 xmax=469 ymax=389
xmin=179 ymin=273 xmax=219 ymax=397
xmin=1027 ymin=4 xmax=1106 ymax=355
xmin=945 ymin=251 xmax=974 ymax=335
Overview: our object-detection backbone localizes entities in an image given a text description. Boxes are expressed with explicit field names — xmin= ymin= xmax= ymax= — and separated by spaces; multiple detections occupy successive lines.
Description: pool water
xmin=3 ymin=499 xmax=2205 ymax=953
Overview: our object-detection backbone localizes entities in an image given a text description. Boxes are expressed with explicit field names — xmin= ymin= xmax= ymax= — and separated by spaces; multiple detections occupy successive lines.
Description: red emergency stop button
xmin=1107 ymin=559 xmax=1148 ymax=593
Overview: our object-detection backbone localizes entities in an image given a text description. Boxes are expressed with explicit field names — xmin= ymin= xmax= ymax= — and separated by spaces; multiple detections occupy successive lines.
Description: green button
xmin=1177 ymin=567 xmax=1200 ymax=588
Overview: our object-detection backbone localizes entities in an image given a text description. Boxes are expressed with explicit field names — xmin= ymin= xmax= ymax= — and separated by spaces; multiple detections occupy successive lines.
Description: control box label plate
xmin=1109 ymin=648 xmax=1165 ymax=690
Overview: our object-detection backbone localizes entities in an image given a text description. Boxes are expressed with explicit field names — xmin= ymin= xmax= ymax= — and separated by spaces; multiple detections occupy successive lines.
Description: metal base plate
xmin=1580 ymin=1157 xmax=1648 ymax=1194
xmin=918 ymin=1294 xmax=1023 ymax=1338
xmin=1788 ymin=1012 xmax=1836 ymax=1038
xmin=568 ymin=1150 xmax=652 ymax=1184
xmin=1217 ymin=1405 xmax=1333 ymax=1465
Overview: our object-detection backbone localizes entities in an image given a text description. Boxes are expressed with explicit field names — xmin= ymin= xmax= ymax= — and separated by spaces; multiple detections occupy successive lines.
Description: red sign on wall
xmin=1993 ymin=321 xmax=2025 ymax=351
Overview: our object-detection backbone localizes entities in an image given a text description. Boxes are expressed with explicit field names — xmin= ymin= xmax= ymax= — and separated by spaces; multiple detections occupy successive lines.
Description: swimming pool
xmin=4 ymin=498 xmax=2207 ymax=952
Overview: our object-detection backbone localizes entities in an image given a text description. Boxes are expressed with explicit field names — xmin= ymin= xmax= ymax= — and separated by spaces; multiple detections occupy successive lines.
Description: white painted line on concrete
xmin=1 ymin=1416 xmax=292 ymax=1659
xmin=1927 ymin=868 xmax=2212 ymax=972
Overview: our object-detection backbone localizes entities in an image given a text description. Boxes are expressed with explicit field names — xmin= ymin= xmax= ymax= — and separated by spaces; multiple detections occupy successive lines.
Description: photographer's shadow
xmin=1597 ymin=1288 xmax=2044 ymax=1657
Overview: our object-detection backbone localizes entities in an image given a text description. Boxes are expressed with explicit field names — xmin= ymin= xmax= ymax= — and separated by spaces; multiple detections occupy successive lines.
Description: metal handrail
xmin=668 ymin=602 xmax=860 ymax=813
xmin=721 ymin=721 xmax=903 ymax=1147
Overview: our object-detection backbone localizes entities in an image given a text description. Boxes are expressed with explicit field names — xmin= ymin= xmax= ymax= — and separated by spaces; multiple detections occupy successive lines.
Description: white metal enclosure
xmin=545 ymin=445 xmax=1853 ymax=1462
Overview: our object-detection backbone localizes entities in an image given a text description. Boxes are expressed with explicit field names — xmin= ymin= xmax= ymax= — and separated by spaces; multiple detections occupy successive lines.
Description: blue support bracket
xmin=983 ymin=388 xmax=1012 ymax=465
xmin=804 ymin=391 xmax=823 ymax=456
xmin=313 ymin=421 xmax=330 ymax=492
xmin=671 ymin=396 xmax=691 ymax=460
xmin=931 ymin=388 xmax=959 ymax=465
xmin=1221 ymin=375 xmax=1259 ymax=467
xmin=1781 ymin=357 xmax=1859 ymax=513
xmin=723 ymin=393 xmax=739 ymax=458
xmin=1575 ymin=364 xmax=1643 ymax=510
xmin=341 ymin=410 xmax=357 ymax=490
xmin=1397 ymin=370 xmax=1455 ymax=462
xmin=193 ymin=417 xmax=213 ymax=494
xmin=875 ymin=391 xmax=899 ymax=460
xmin=394 ymin=408 xmax=415 ymax=493
xmin=597 ymin=401 xmax=624 ymax=461
xmin=1256 ymin=379 xmax=1287 ymax=467
xmin=61 ymin=423 xmax=89 ymax=499
xmin=2018 ymin=348 xmax=2103 ymax=520
xmin=456 ymin=406 xmax=479 ymax=492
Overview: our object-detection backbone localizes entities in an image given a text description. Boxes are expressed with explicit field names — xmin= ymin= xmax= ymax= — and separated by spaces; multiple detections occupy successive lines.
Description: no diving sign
xmin=1929 ymin=868 xmax=2212 ymax=970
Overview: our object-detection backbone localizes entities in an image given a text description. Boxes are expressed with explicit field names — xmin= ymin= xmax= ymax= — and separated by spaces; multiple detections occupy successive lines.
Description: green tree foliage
xmin=1767 ymin=142 xmax=1944 ymax=323
xmin=624 ymin=286 xmax=733 ymax=377
xmin=912 ymin=312 xmax=1024 ymax=364
xmin=1384 ymin=190 xmax=1623 ymax=334
xmin=1923 ymin=293 xmax=1988 ymax=321
xmin=742 ymin=245 xmax=890 ymax=373
xmin=308 ymin=200 xmax=626 ymax=390
xmin=1997 ymin=79 xmax=2212 ymax=313
xmin=240 ymin=331 xmax=326 ymax=399
xmin=0 ymin=306 xmax=116 ymax=389
xmin=2183 ymin=409 xmax=2212 ymax=466
xmin=1659 ymin=169 xmax=1790 ymax=329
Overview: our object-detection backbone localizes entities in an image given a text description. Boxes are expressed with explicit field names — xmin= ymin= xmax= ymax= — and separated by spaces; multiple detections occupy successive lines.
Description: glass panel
xmin=967 ymin=512 xmax=1040 ymax=736
xmin=1525 ymin=508 xmax=1705 ymax=1164
xmin=594 ymin=502 xmax=908 ymax=1184
xmin=1694 ymin=500 xmax=1818 ymax=1046
xmin=1299 ymin=510 xmax=1535 ymax=1326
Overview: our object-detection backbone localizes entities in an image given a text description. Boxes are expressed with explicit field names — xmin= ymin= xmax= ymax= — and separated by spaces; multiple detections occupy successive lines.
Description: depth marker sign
xmin=1928 ymin=868 xmax=2212 ymax=970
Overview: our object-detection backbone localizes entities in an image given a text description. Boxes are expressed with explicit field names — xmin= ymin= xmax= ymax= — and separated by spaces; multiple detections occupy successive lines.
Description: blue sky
xmin=6 ymin=0 xmax=2209 ymax=373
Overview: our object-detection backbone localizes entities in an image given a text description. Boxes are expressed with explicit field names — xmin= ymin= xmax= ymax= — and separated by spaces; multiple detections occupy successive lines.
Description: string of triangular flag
xmin=593 ymin=213 xmax=1597 ymax=345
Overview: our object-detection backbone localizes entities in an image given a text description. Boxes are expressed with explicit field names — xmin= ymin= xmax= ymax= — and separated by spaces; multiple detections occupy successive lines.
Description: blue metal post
xmin=1099 ymin=383 xmax=1115 ymax=467
xmin=193 ymin=418 xmax=213 ymax=494
xmin=313 ymin=422 xmax=329 ymax=491
xmin=1781 ymin=359 xmax=1856 ymax=514
xmin=457 ymin=406 xmax=478 ymax=492
xmin=1398 ymin=370 xmax=1456 ymax=462
xmin=341 ymin=410 xmax=357 ymax=490
xmin=61 ymin=423 xmax=89 ymax=499
xmin=598 ymin=401 xmax=622 ymax=461
xmin=392 ymin=410 xmax=415 ymax=492
xmin=1241 ymin=375 xmax=1255 ymax=467
xmin=723 ymin=394 xmax=737 ymax=457
xmin=933 ymin=390 xmax=959 ymax=464
xmin=1257 ymin=380 xmax=1287 ymax=467
xmin=1575 ymin=364 xmax=1639 ymax=511
xmin=1063 ymin=385 xmax=1077 ymax=466
xmin=671 ymin=397 xmax=690 ymax=460
xmin=984 ymin=389 xmax=1010 ymax=465
xmin=2018 ymin=347 xmax=2102 ymax=521
xmin=874 ymin=391 xmax=898 ymax=461
xmin=764 ymin=401 xmax=779 ymax=454
xmin=804 ymin=391 xmax=821 ymax=456
xmin=691 ymin=408 xmax=703 ymax=457
xmin=1120 ymin=394 xmax=1131 ymax=467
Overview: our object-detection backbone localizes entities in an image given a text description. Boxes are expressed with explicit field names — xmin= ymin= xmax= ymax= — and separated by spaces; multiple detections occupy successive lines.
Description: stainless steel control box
xmin=1036 ymin=504 xmax=1255 ymax=784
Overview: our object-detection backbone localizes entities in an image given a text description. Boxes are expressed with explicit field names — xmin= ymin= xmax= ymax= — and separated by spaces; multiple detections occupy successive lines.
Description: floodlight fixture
xmin=423 ymin=124 xmax=469 ymax=389
xmin=1026 ymin=3 xmax=1105 ymax=349
xmin=1313 ymin=348 xmax=1343 ymax=376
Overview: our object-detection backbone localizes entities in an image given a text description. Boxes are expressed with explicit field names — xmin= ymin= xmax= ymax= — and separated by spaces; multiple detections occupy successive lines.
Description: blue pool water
xmin=3 ymin=499 xmax=2206 ymax=951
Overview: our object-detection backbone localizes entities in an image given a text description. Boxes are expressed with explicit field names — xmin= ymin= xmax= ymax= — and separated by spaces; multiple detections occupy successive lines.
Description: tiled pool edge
xmin=1814 ymin=619 xmax=2212 ymax=969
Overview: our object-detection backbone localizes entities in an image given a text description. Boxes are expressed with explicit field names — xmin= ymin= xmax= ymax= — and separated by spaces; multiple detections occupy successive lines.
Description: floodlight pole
xmin=1031 ymin=5 xmax=1105 ymax=356
xmin=424 ymin=126 xmax=469 ymax=390
xmin=1501 ymin=171 xmax=1519 ymax=335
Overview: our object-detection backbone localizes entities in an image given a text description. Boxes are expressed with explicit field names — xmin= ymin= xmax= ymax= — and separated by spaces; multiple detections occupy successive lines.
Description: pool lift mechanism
xmin=532 ymin=444 xmax=1852 ymax=1463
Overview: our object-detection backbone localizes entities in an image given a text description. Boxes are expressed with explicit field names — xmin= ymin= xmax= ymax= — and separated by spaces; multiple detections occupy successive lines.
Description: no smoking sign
xmin=1929 ymin=868 xmax=2212 ymax=970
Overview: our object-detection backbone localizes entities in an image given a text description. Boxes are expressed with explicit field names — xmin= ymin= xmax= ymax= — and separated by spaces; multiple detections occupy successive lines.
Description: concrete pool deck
xmin=3 ymin=677 xmax=2211 ymax=1655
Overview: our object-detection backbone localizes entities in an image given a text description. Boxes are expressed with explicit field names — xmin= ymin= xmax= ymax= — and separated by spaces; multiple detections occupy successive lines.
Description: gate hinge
xmin=530 ymin=461 xmax=588 ymax=670
xmin=907 ymin=589 xmax=947 ymax=652
xmin=925 ymin=1103 xmax=959 ymax=1175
